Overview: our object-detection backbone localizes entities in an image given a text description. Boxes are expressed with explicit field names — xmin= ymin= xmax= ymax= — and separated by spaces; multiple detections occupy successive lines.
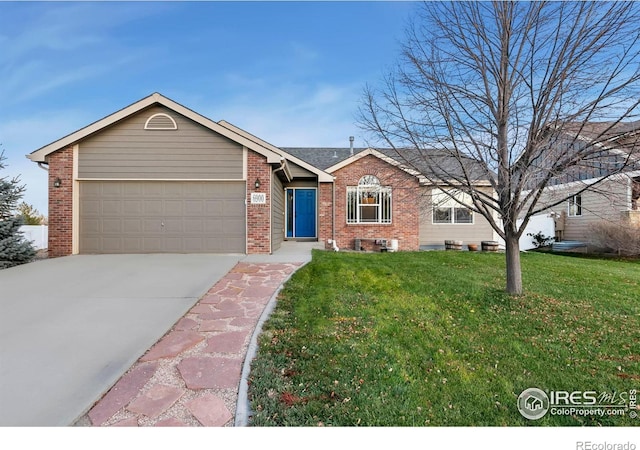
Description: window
xmin=568 ymin=194 xmax=582 ymax=217
xmin=347 ymin=175 xmax=392 ymax=224
xmin=432 ymin=188 xmax=474 ymax=224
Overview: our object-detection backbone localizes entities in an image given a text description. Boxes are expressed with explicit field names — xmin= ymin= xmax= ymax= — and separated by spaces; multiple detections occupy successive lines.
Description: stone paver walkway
xmin=82 ymin=262 xmax=299 ymax=427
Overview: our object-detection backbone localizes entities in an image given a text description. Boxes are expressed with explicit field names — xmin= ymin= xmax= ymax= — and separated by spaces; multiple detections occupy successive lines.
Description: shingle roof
xmin=282 ymin=147 xmax=491 ymax=182
xmin=281 ymin=148 xmax=365 ymax=170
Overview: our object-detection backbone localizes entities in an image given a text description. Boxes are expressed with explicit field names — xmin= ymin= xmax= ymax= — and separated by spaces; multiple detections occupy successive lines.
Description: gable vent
xmin=144 ymin=113 xmax=178 ymax=130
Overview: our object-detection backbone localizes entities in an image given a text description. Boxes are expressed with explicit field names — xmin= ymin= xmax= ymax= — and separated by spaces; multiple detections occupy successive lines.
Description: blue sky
xmin=0 ymin=1 xmax=416 ymax=215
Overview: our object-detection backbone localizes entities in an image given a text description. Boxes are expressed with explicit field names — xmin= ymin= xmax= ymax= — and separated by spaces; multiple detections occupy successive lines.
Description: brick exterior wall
xmin=331 ymin=154 xmax=420 ymax=251
xmin=318 ymin=182 xmax=334 ymax=249
xmin=246 ymin=150 xmax=272 ymax=254
xmin=47 ymin=146 xmax=74 ymax=257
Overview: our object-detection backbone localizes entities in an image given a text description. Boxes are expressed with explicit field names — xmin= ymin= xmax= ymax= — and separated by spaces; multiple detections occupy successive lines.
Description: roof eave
xmin=26 ymin=92 xmax=285 ymax=166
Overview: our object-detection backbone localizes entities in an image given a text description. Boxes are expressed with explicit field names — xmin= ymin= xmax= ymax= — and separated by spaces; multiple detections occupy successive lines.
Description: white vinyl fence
xmin=19 ymin=225 xmax=48 ymax=250
xmin=517 ymin=214 xmax=556 ymax=251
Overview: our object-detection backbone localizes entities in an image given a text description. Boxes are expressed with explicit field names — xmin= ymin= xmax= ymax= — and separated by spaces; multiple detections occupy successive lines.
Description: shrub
xmin=526 ymin=231 xmax=555 ymax=248
xmin=588 ymin=221 xmax=640 ymax=256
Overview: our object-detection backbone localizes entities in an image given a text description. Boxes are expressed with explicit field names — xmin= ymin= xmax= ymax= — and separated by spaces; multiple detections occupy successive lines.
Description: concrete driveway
xmin=0 ymin=254 xmax=243 ymax=426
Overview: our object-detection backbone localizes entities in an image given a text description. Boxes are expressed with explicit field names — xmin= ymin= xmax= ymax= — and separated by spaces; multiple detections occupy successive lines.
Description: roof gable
xmin=217 ymin=121 xmax=333 ymax=182
xmin=27 ymin=93 xmax=283 ymax=165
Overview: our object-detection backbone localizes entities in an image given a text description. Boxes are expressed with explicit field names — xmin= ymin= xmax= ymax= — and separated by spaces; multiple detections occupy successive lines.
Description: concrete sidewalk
xmin=79 ymin=262 xmax=301 ymax=426
xmin=0 ymin=254 xmax=243 ymax=426
xmin=77 ymin=242 xmax=321 ymax=426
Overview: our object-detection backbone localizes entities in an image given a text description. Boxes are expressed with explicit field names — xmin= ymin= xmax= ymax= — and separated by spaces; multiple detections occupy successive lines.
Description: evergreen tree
xmin=0 ymin=150 xmax=36 ymax=269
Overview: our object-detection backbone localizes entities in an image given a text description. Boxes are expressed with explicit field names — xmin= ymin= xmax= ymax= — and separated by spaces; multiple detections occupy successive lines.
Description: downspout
xmin=37 ymin=162 xmax=49 ymax=171
xmin=331 ymin=176 xmax=339 ymax=251
xmin=273 ymin=158 xmax=286 ymax=178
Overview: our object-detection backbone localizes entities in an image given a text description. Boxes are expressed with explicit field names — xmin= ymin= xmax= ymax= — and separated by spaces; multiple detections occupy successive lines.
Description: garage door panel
xmin=102 ymin=219 xmax=122 ymax=233
xmin=164 ymin=200 xmax=183 ymax=216
xmin=143 ymin=184 xmax=163 ymax=196
xmin=102 ymin=237 xmax=123 ymax=253
xmin=144 ymin=200 xmax=163 ymax=215
xmin=80 ymin=181 xmax=246 ymax=253
xmin=122 ymin=183 xmax=143 ymax=196
xmin=102 ymin=200 xmax=121 ymax=215
xmin=81 ymin=218 xmax=100 ymax=234
xmin=185 ymin=200 xmax=204 ymax=215
xmin=162 ymin=219 xmax=183 ymax=233
xmin=123 ymin=200 xmax=142 ymax=214
xmin=123 ymin=219 xmax=142 ymax=233
xmin=142 ymin=237 xmax=163 ymax=252
xmin=143 ymin=219 xmax=162 ymax=233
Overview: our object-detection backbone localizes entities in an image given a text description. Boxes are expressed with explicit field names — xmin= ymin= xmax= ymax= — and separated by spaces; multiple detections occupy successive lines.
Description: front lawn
xmin=248 ymin=250 xmax=639 ymax=426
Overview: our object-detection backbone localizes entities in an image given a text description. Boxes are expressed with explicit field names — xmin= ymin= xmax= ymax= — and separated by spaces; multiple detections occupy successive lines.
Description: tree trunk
xmin=505 ymin=232 xmax=523 ymax=296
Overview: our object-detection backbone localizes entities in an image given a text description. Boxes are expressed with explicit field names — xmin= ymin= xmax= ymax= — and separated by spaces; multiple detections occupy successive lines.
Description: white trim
xmin=72 ymin=145 xmax=80 ymax=255
xmin=27 ymin=92 xmax=283 ymax=165
xmin=75 ymin=178 xmax=245 ymax=182
xmin=144 ymin=113 xmax=177 ymax=130
xmin=285 ymin=187 xmax=318 ymax=239
xmin=567 ymin=194 xmax=583 ymax=217
xmin=346 ymin=183 xmax=393 ymax=225
xmin=269 ymin=170 xmax=272 ymax=254
xmin=242 ymin=147 xmax=248 ymax=182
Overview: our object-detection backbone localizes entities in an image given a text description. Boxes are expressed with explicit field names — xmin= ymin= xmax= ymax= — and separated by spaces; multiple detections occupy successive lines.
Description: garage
xmin=79 ymin=180 xmax=246 ymax=254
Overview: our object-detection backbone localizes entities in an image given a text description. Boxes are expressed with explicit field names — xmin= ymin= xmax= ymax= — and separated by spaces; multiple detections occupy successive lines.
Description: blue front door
xmin=286 ymin=189 xmax=316 ymax=238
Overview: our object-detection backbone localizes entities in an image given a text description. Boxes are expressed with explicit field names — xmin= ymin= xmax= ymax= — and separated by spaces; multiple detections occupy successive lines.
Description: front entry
xmin=286 ymin=188 xmax=317 ymax=239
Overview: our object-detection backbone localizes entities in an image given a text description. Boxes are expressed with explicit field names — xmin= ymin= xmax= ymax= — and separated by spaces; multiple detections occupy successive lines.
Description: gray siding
xmin=419 ymin=186 xmax=496 ymax=246
xmin=271 ymin=175 xmax=285 ymax=251
xmin=535 ymin=177 xmax=631 ymax=241
xmin=78 ymin=106 xmax=243 ymax=179
xmin=288 ymin=161 xmax=316 ymax=178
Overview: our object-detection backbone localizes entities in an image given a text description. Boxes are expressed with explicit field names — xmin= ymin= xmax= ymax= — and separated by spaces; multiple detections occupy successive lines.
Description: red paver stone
xmin=154 ymin=417 xmax=189 ymax=427
xmin=140 ymin=331 xmax=204 ymax=361
xmin=215 ymin=300 xmax=244 ymax=311
xmin=200 ymin=294 xmax=222 ymax=305
xmin=204 ymin=331 xmax=250 ymax=354
xmin=88 ymin=362 xmax=158 ymax=426
xmin=242 ymin=285 xmax=277 ymax=298
xmin=186 ymin=395 xmax=232 ymax=427
xmin=203 ymin=309 xmax=244 ymax=320
xmin=127 ymin=384 xmax=184 ymax=419
xmin=233 ymin=265 xmax=261 ymax=274
xmin=174 ymin=317 xmax=198 ymax=331
xmin=177 ymin=356 xmax=243 ymax=389
xmin=199 ymin=319 xmax=230 ymax=332
xmin=110 ymin=417 xmax=139 ymax=427
xmin=190 ymin=304 xmax=214 ymax=314
xmin=214 ymin=286 xmax=244 ymax=297
xmin=221 ymin=272 xmax=244 ymax=280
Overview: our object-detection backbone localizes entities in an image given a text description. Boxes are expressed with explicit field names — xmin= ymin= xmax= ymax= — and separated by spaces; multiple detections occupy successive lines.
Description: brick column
xmin=318 ymin=182 xmax=334 ymax=249
xmin=246 ymin=150 xmax=271 ymax=254
xmin=47 ymin=146 xmax=74 ymax=257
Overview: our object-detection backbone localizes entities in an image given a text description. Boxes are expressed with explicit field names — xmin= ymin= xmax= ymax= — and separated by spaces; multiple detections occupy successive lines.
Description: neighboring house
xmin=27 ymin=93 xmax=499 ymax=257
xmin=532 ymin=121 xmax=640 ymax=242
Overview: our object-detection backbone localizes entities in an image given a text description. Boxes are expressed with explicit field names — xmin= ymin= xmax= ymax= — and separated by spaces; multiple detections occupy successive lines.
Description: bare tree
xmin=359 ymin=1 xmax=640 ymax=295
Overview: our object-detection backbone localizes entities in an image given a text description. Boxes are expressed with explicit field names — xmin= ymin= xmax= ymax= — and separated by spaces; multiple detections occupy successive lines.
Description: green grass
xmin=248 ymin=250 xmax=639 ymax=426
